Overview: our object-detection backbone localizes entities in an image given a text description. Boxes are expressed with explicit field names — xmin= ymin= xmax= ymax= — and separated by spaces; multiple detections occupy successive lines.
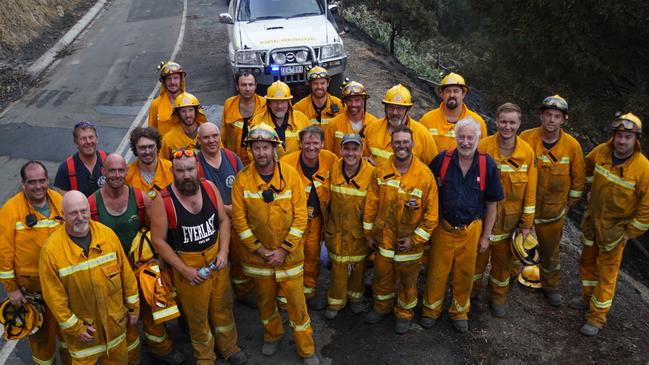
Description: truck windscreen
xmin=237 ymin=0 xmax=325 ymax=22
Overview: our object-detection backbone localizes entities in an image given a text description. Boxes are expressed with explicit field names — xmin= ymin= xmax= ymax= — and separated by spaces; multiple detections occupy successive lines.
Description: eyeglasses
xmin=74 ymin=121 xmax=95 ymax=129
xmin=612 ymin=118 xmax=641 ymax=133
xmin=308 ymin=71 xmax=329 ymax=81
xmin=172 ymin=148 xmax=197 ymax=160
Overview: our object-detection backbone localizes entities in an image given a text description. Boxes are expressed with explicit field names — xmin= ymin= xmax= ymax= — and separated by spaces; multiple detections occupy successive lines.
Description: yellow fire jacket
xmin=478 ymin=135 xmax=538 ymax=241
xmin=159 ymin=125 xmax=198 ymax=161
xmin=520 ymin=127 xmax=585 ymax=223
xmin=148 ymin=79 xmax=185 ymax=137
xmin=324 ymin=111 xmax=377 ymax=156
xmin=249 ymin=110 xmax=311 ymax=158
xmin=363 ymin=156 xmax=439 ymax=262
xmin=125 ymin=158 xmax=174 ymax=200
xmin=221 ymin=94 xmax=267 ymax=160
xmin=231 ymin=161 xmax=308 ymax=281
xmin=0 ymin=190 xmax=63 ymax=292
xmin=418 ymin=103 xmax=488 ymax=152
xmin=325 ymin=159 xmax=374 ymax=262
xmin=582 ymin=140 xmax=649 ymax=251
xmin=364 ymin=117 xmax=438 ymax=166
xmin=39 ymin=221 xmax=139 ymax=360
xmin=293 ymin=93 xmax=345 ymax=127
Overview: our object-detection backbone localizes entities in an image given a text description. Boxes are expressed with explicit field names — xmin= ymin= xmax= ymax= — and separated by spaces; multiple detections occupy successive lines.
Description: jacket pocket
xmin=101 ymin=263 xmax=122 ymax=296
xmin=507 ymin=173 xmax=528 ymax=201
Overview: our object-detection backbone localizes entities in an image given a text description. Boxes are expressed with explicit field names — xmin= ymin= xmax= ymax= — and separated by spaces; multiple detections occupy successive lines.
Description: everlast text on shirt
xmin=181 ymin=213 xmax=216 ymax=245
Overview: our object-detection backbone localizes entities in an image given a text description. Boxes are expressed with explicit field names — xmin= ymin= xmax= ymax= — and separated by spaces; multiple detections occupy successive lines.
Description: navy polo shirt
xmin=54 ymin=152 xmax=106 ymax=197
xmin=198 ymin=150 xmax=243 ymax=206
xmin=429 ymin=149 xmax=504 ymax=227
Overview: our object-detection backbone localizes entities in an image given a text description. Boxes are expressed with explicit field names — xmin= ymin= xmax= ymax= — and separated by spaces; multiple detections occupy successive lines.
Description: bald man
xmin=39 ymin=191 xmax=140 ymax=364
xmin=196 ymin=123 xmax=254 ymax=303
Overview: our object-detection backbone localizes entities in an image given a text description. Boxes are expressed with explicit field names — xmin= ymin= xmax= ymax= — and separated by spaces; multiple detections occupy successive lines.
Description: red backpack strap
xmin=161 ymin=188 xmax=177 ymax=229
xmin=133 ymin=188 xmax=146 ymax=228
xmin=201 ymin=179 xmax=219 ymax=209
xmin=478 ymin=152 xmax=487 ymax=192
xmin=223 ymin=148 xmax=238 ymax=173
xmin=66 ymin=156 xmax=78 ymax=191
xmin=438 ymin=149 xmax=455 ymax=186
xmin=88 ymin=193 xmax=99 ymax=221
xmin=98 ymin=150 xmax=107 ymax=163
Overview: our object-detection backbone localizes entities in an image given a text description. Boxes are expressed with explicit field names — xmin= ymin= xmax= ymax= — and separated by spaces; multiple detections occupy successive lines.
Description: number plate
xmin=280 ymin=65 xmax=304 ymax=75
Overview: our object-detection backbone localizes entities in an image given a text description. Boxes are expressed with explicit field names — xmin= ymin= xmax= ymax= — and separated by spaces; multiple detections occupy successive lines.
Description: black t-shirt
xmin=165 ymin=186 xmax=219 ymax=252
xmin=542 ymin=140 xmax=558 ymax=150
xmin=612 ymin=152 xmax=631 ymax=166
xmin=70 ymin=232 xmax=92 ymax=257
xmin=300 ymin=157 xmax=321 ymax=218
xmin=240 ymin=116 xmax=252 ymax=147
xmin=54 ymin=152 xmax=106 ymax=197
xmin=271 ymin=112 xmax=290 ymax=143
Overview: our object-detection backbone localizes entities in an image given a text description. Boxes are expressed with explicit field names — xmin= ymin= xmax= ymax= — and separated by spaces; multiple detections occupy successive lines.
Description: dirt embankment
xmin=0 ymin=0 xmax=96 ymax=110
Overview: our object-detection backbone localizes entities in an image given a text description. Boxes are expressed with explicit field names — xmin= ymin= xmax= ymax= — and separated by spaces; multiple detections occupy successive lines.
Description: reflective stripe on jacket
xmin=419 ymin=103 xmax=487 ymax=152
xmin=364 ymin=117 xmax=438 ymax=166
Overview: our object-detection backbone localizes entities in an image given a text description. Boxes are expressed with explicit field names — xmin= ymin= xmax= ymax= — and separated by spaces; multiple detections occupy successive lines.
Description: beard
xmin=446 ymin=98 xmax=458 ymax=110
xmin=72 ymin=221 xmax=89 ymax=234
xmin=175 ymin=178 xmax=199 ymax=196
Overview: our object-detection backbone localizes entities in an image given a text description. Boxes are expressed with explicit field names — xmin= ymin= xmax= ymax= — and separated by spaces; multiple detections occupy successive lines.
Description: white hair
xmin=455 ymin=117 xmax=481 ymax=139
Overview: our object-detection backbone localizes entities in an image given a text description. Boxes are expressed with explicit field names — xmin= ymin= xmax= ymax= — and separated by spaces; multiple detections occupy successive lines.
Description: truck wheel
xmin=329 ymin=73 xmax=345 ymax=98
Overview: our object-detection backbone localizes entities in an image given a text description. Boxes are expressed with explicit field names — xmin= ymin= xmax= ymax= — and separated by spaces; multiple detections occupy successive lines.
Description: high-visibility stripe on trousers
xmin=138 ymin=293 xmax=173 ymax=357
xmin=327 ymin=260 xmax=367 ymax=311
xmin=253 ymin=275 xmax=315 ymax=358
xmin=303 ymin=216 xmax=323 ymax=298
xmin=579 ymin=239 xmax=625 ymax=328
xmin=126 ymin=321 xmax=140 ymax=365
xmin=423 ymin=220 xmax=481 ymax=321
xmin=173 ymin=245 xmax=240 ymax=364
xmin=70 ymin=340 xmax=127 ymax=365
xmin=229 ymin=228 xmax=255 ymax=299
xmin=472 ymin=237 xmax=513 ymax=305
xmin=371 ymin=252 xmax=421 ymax=320
xmin=537 ymin=216 xmax=565 ymax=290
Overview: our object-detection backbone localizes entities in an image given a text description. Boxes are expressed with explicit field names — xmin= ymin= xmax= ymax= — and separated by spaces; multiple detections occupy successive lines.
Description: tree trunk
xmin=389 ymin=26 xmax=398 ymax=55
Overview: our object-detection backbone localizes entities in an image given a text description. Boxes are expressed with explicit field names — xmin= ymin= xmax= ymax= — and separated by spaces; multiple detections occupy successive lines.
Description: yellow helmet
xmin=612 ymin=112 xmax=642 ymax=134
xmin=439 ymin=72 xmax=468 ymax=94
xmin=511 ymin=231 xmax=541 ymax=266
xmin=517 ymin=265 xmax=542 ymax=289
xmin=245 ymin=122 xmax=282 ymax=145
xmin=341 ymin=80 xmax=369 ymax=99
xmin=541 ymin=94 xmax=569 ymax=114
xmin=158 ymin=61 xmax=185 ymax=81
xmin=382 ymin=84 xmax=413 ymax=107
xmin=0 ymin=300 xmax=43 ymax=340
xmin=266 ymin=80 xmax=293 ymax=100
xmin=307 ymin=66 xmax=330 ymax=81
xmin=173 ymin=92 xmax=201 ymax=109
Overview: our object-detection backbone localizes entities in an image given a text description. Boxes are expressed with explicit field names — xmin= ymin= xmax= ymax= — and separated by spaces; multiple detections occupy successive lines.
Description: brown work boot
xmin=568 ymin=297 xmax=588 ymax=311
xmin=151 ymin=348 xmax=184 ymax=365
xmin=228 ymin=350 xmax=248 ymax=365
xmin=542 ymin=289 xmax=562 ymax=307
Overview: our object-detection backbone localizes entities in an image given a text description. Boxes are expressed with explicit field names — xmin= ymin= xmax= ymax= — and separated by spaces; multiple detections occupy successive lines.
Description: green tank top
xmin=95 ymin=187 xmax=141 ymax=254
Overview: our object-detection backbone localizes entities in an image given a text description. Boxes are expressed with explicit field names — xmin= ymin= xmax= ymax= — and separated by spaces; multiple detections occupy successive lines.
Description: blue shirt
xmin=54 ymin=152 xmax=106 ymax=197
xmin=198 ymin=149 xmax=243 ymax=206
xmin=429 ymin=149 xmax=504 ymax=227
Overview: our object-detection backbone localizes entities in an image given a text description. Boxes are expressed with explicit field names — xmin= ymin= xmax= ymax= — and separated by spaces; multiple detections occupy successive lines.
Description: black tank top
xmin=166 ymin=185 xmax=219 ymax=252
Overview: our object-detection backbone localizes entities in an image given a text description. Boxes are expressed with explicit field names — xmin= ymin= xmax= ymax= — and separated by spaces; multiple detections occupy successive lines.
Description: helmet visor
xmin=612 ymin=118 xmax=641 ymax=133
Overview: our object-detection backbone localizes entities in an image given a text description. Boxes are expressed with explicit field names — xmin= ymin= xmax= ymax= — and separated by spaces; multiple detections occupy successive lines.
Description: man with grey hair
xmin=422 ymin=117 xmax=503 ymax=333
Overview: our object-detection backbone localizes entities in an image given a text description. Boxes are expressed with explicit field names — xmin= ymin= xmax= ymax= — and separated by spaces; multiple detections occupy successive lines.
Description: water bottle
xmin=197 ymin=262 xmax=218 ymax=279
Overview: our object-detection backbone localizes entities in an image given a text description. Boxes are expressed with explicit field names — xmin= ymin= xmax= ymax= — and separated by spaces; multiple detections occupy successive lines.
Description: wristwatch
xmin=483 ymin=234 xmax=494 ymax=241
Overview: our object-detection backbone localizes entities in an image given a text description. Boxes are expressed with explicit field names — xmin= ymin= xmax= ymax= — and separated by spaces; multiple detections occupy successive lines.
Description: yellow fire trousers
xmin=229 ymin=230 xmax=255 ymax=299
xmin=579 ymin=240 xmax=625 ymax=328
xmin=71 ymin=341 xmax=127 ymax=365
xmin=371 ymin=253 xmax=421 ymax=320
xmin=537 ymin=217 xmax=565 ymax=290
xmin=303 ymin=216 xmax=323 ymax=298
xmin=423 ymin=220 xmax=482 ymax=320
xmin=327 ymin=260 xmax=366 ymax=311
xmin=173 ymin=246 xmax=240 ymax=364
xmin=472 ymin=237 xmax=513 ymax=305
xmin=253 ymin=275 xmax=315 ymax=358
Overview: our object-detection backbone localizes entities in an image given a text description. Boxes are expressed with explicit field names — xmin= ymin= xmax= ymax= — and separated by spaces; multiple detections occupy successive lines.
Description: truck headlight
xmin=295 ymin=50 xmax=308 ymax=63
xmin=273 ymin=53 xmax=287 ymax=65
xmin=320 ymin=44 xmax=343 ymax=60
xmin=236 ymin=50 xmax=262 ymax=65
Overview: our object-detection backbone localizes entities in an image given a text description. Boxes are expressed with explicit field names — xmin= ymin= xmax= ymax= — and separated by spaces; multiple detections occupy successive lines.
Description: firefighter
xmin=363 ymin=125 xmax=439 ymax=334
xmin=324 ymin=133 xmax=375 ymax=320
xmin=472 ymin=102 xmax=537 ymax=318
xmin=364 ymin=84 xmax=438 ymax=166
xmin=569 ymin=113 xmax=649 ymax=336
xmin=324 ymin=80 xmax=377 ymax=156
xmin=221 ymin=71 xmax=267 ymax=165
xmin=294 ymin=66 xmax=345 ymax=128
xmin=126 ymin=127 xmax=174 ymax=200
xmin=520 ymin=95 xmax=585 ymax=306
xmin=159 ymin=92 xmax=208 ymax=160
xmin=419 ymin=72 xmax=488 ymax=151
xmin=250 ymin=80 xmax=311 ymax=158
xmin=88 ymin=154 xmax=184 ymax=365
xmin=150 ymin=148 xmax=247 ymax=364
xmin=281 ymin=126 xmax=338 ymax=308
xmin=39 ymin=191 xmax=140 ymax=364
xmin=422 ymin=118 xmax=503 ymax=333
xmin=54 ymin=121 xmax=107 ymax=197
xmin=0 ymin=161 xmax=70 ymax=364
xmin=231 ymin=123 xmax=319 ymax=365
xmin=148 ymin=61 xmax=186 ymax=136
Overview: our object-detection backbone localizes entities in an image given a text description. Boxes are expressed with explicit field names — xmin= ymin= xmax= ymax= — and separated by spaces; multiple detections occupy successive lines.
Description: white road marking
xmin=0 ymin=323 xmax=18 ymax=365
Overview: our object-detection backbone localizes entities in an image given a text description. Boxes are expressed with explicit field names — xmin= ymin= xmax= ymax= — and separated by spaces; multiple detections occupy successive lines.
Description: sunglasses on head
xmin=74 ymin=121 xmax=95 ymax=129
xmin=612 ymin=119 xmax=641 ymax=133
xmin=308 ymin=72 xmax=328 ymax=80
xmin=172 ymin=148 xmax=197 ymax=160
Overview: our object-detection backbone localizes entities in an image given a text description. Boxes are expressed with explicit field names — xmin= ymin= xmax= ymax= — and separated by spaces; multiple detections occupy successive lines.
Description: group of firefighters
xmin=0 ymin=60 xmax=648 ymax=365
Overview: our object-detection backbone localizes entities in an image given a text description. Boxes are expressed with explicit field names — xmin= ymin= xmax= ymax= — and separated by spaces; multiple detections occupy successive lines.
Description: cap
xmin=341 ymin=133 xmax=363 ymax=146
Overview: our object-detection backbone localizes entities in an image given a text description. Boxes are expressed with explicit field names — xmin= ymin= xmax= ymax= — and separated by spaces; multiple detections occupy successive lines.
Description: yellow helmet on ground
xmin=158 ymin=61 xmax=185 ymax=81
xmin=0 ymin=300 xmax=43 ymax=340
xmin=307 ymin=66 xmax=330 ymax=81
xmin=511 ymin=231 xmax=541 ymax=266
xmin=173 ymin=92 xmax=201 ymax=109
xmin=382 ymin=84 xmax=413 ymax=107
xmin=245 ymin=122 xmax=282 ymax=145
xmin=439 ymin=72 xmax=468 ymax=94
xmin=517 ymin=265 xmax=542 ymax=289
xmin=611 ymin=112 xmax=642 ymax=134
xmin=341 ymin=80 xmax=369 ymax=99
xmin=266 ymin=80 xmax=293 ymax=100
xmin=541 ymin=94 xmax=569 ymax=114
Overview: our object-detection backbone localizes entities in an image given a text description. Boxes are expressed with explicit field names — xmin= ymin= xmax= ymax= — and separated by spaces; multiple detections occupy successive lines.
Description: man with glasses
xmin=150 ymin=148 xmax=247 ymax=364
xmin=149 ymin=61 xmax=187 ymax=136
xmin=294 ymin=66 xmax=344 ymax=128
xmin=126 ymin=127 xmax=173 ymax=200
xmin=231 ymin=123 xmax=319 ymax=365
xmin=54 ymin=121 xmax=107 ymax=197
xmin=160 ymin=92 xmax=208 ymax=160
xmin=570 ymin=113 xmax=649 ymax=336
xmin=0 ymin=161 xmax=70 ymax=365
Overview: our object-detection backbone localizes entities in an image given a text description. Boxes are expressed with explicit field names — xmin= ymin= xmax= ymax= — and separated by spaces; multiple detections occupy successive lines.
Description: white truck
xmin=219 ymin=0 xmax=347 ymax=94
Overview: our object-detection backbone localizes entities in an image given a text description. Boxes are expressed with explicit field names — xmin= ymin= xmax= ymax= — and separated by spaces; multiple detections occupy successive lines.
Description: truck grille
xmin=273 ymin=74 xmax=306 ymax=83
